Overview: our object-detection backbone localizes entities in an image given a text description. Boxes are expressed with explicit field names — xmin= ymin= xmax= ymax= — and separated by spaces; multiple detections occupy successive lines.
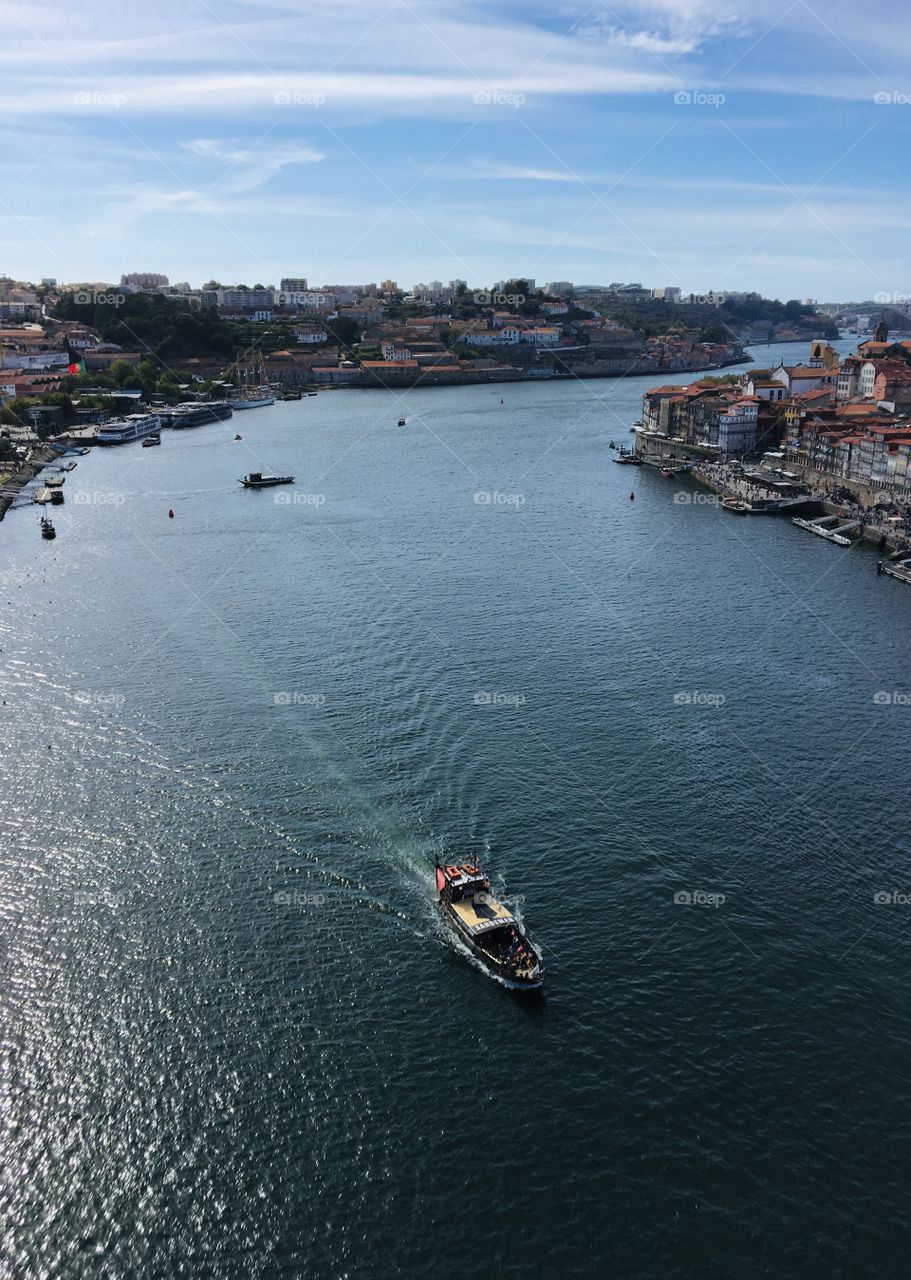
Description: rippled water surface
xmin=2 ymin=345 xmax=910 ymax=1278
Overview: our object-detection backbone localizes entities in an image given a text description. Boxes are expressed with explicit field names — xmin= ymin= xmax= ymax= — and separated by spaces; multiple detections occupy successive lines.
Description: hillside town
xmin=637 ymin=325 xmax=911 ymax=505
xmin=0 ymin=273 xmax=752 ymax=409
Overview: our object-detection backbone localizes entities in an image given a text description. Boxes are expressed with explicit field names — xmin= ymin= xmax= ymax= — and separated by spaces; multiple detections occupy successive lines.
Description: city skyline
xmin=2 ymin=0 xmax=910 ymax=296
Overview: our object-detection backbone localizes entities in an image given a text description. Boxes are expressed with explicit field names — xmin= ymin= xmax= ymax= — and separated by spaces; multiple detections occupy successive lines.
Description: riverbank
xmin=0 ymin=444 xmax=57 ymax=521
xmin=338 ymin=353 xmax=751 ymax=390
xmin=691 ymin=461 xmax=911 ymax=556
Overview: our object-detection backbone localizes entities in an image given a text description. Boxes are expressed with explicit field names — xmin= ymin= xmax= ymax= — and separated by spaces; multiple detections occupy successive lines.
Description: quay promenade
xmin=691 ymin=460 xmax=911 ymax=555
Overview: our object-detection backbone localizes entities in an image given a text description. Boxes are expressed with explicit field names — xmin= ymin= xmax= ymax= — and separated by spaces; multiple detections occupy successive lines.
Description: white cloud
xmin=180 ymin=138 xmax=324 ymax=191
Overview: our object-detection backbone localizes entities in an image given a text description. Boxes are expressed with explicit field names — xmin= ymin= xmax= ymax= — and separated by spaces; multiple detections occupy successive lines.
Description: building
xmin=120 ymin=273 xmax=169 ymax=289
xmin=215 ymin=287 xmax=276 ymax=313
xmin=280 ymin=277 xmax=308 ymax=294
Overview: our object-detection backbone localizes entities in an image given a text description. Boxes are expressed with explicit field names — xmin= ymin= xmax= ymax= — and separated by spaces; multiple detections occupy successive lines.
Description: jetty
xmin=791 ymin=514 xmax=861 ymax=546
xmin=878 ymin=557 xmax=911 ymax=585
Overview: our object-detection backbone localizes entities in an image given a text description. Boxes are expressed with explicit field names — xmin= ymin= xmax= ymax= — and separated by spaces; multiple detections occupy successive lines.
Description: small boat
xmin=142 ymin=432 xmax=161 ymax=448
xmin=613 ymin=450 xmax=642 ymax=466
xmin=397 ymin=417 xmax=406 ymax=427
xmin=234 ymin=434 xmax=243 ymax=441
xmin=436 ymin=861 xmax=543 ymax=991
xmin=281 ymin=389 xmax=303 ymax=400
xmin=238 ymin=472 xmax=295 ymax=488
xmin=39 ymin=516 xmax=56 ymax=540
xmin=722 ymin=498 xmax=752 ymax=514
xmin=49 ymin=489 xmax=64 ymax=506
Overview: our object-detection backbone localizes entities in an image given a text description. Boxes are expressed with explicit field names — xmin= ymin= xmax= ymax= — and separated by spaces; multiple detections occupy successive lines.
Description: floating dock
xmin=878 ymin=557 xmax=911 ymax=584
xmin=792 ymin=514 xmax=861 ymax=546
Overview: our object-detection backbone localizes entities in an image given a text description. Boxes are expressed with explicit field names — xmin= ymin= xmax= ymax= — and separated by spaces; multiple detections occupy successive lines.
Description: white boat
xmin=233 ymin=390 xmax=275 ymax=410
xmin=230 ymin=345 xmax=275 ymax=409
xmin=95 ymin=412 xmax=162 ymax=445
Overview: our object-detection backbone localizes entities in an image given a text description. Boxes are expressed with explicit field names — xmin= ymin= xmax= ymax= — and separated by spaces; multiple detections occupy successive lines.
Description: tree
xmin=109 ymin=359 xmax=134 ymax=388
xmin=326 ymin=317 xmax=360 ymax=350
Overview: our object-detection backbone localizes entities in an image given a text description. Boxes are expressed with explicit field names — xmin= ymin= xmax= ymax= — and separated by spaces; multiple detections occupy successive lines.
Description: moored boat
xmin=436 ymin=861 xmax=543 ymax=991
xmin=232 ymin=390 xmax=276 ymax=410
xmin=95 ymin=412 xmax=161 ymax=445
xmin=613 ymin=450 xmax=642 ymax=465
xmin=142 ymin=432 xmax=161 ymax=448
xmin=722 ymin=498 xmax=752 ymax=514
xmin=238 ymin=472 xmax=295 ymax=488
xmin=39 ymin=516 xmax=56 ymax=540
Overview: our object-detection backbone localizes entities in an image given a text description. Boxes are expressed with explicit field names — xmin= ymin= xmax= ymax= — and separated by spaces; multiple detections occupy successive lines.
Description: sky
xmin=1 ymin=0 xmax=910 ymax=299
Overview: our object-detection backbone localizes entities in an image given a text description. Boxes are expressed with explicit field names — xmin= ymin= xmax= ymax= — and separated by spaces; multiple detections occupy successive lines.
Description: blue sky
xmin=1 ymin=0 xmax=909 ymax=298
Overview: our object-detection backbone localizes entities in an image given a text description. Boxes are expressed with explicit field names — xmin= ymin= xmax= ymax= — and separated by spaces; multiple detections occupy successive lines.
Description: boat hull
xmin=232 ymin=396 xmax=275 ymax=410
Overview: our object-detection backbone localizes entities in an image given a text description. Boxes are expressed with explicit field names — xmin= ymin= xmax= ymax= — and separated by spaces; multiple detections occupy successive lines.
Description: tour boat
xmin=95 ymin=412 xmax=161 ymax=445
xmin=39 ymin=516 xmax=56 ymax=540
xmin=160 ymin=402 xmax=233 ymax=428
xmin=435 ymin=861 xmax=543 ymax=991
xmin=238 ymin=472 xmax=295 ymax=488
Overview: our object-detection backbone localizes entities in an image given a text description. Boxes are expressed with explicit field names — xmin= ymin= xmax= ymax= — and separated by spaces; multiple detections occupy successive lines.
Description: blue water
xmin=2 ymin=339 xmax=909 ymax=1278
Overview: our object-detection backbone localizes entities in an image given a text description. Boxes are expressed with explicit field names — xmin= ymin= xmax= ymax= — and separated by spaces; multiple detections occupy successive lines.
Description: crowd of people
xmin=691 ymin=459 xmax=911 ymax=552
